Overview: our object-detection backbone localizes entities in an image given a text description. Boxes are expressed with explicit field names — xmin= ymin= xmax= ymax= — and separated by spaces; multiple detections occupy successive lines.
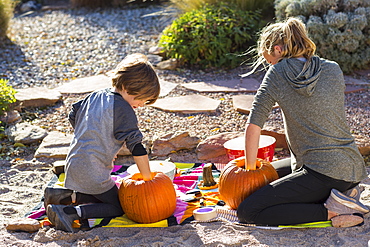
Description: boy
xmin=44 ymin=53 xmax=160 ymax=232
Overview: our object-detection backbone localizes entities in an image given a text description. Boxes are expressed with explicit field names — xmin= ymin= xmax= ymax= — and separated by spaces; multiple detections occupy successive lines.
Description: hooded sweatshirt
xmin=247 ymin=56 xmax=367 ymax=182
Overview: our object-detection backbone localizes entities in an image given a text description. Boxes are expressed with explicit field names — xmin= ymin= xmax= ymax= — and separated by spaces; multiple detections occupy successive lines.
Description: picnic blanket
xmin=25 ymin=162 xmax=333 ymax=230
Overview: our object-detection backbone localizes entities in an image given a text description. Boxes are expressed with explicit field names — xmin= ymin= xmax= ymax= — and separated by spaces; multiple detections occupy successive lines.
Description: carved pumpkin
xmin=218 ymin=157 xmax=279 ymax=210
xmin=118 ymin=172 xmax=177 ymax=223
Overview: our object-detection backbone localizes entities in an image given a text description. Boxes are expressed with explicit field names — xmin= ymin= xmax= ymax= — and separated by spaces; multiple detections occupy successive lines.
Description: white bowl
xmin=127 ymin=160 xmax=176 ymax=181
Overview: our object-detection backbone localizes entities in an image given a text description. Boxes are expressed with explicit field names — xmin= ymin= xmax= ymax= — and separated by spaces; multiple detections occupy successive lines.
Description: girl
xmin=238 ymin=18 xmax=368 ymax=227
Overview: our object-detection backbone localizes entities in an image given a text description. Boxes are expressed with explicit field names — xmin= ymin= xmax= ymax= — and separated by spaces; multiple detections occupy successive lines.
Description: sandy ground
xmin=1 ymin=154 xmax=370 ymax=247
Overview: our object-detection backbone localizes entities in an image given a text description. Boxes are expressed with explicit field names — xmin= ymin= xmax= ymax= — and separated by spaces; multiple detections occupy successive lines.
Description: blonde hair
xmin=111 ymin=53 xmax=160 ymax=105
xmin=242 ymin=17 xmax=316 ymax=77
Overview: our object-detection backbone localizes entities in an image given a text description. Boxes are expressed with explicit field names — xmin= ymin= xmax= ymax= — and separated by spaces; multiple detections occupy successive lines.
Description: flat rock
xmin=159 ymin=79 xmax=177 ymax=97
xmin=34 ymin=131 xmax=73 ymax=159
xmin=5 ymin=218 xmax=41 ymax=232
xmin=15 ymin=87 xmax=62 ymax=108
xmin=344 ymin=75 xmax=370 ymax=86
xmin=196 ymin=132 xmax=244 ymax=161
xmin=233 ymin=95 xmax=279 ymax=114
xmin=152 ymin=131 xmax=200 ymax=157
xmin=182 ymin=78 xmax=260 ymax=93
xmin=345 ymin=85 xmax=367 ymax=94
xmin=151 ymin=94 xmax=220 ymax=113
xmin=5 ymin=123 xmax=48 ymax=144
xmin=54 ymin=74 xmax=111 ymax=94
xmin=0 ymin=110 xmax=21 ymax=124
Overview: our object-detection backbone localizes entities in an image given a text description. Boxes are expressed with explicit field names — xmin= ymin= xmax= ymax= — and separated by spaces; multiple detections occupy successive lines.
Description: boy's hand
xmin=133 ymin=155 xmax=152 ymax=181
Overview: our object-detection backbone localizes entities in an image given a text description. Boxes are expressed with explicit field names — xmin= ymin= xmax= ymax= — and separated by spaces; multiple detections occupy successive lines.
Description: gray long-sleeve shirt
xmin=248 ymin=56 xmax=367 ymax=182
xmin=65 ymin=88 xmax=144 ymax=194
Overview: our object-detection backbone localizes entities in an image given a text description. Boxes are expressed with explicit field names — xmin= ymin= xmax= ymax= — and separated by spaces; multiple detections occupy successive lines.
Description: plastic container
xmin=224 ymin=135 xmax=276 ymax=162
xmin=127 ymin=160 xmax=176 ymax=181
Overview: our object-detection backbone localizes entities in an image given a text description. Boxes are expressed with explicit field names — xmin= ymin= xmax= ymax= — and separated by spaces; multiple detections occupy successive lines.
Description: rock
xmin=152 ymin=131 xmax=200 ymax=157
xmin=196 ymin=132 xmax=244 ymax=161
xmin=5 ymin=218 xmax=41 ymax=232
xmin=54 ymin=75 xmax=111 ymax=94
xmin=0 ymin=110 xmax=22 ymax=124
xmin=151 ymin=94 xmax=220 ymax=114
xmin=182 ymin=78 xmax=260 ymax=93
xmin=5 ymin=123 xmax=48 ymax=144
xmin=148 ymin=46 xmax=165 ymax=56
xmin=159 ymin=79 xmax=177 ymax=97
xmin=15 ymin=87 xmax=62 ymax=108
xmin=261 ymin=130 xmax=288 ymax=149
xmin=34 ymin=131 xmax=73 ymax=159
xmin=354 ymin=134 xmax=370 ymax=156
xmin=53 ymin=160 xmax=65 ymax=175
xmin=156 ymin=58 xmax=178 ymax=70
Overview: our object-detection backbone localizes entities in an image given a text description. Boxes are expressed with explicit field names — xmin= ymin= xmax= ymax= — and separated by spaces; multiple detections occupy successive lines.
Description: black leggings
xmin=237 ymin=165 xmax=358 ymax=226
xmin=75 ymin=185 xmax=124 ymax=219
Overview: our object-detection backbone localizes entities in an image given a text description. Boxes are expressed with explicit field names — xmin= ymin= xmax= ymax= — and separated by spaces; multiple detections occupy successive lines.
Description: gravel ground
xmin=0 ymin=5 xmax=369 ymax=161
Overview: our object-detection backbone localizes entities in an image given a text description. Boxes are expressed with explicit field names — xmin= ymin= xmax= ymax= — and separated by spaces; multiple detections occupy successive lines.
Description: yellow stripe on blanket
xmin=102 ymin=214 xmax=168 ymax=227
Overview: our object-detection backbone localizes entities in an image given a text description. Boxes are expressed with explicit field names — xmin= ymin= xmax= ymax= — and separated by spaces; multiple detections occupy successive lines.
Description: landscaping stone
xmin=34 ymin=131 xmax=73 ymax=159
xmin=54 ymin=75 xmax=111 ymax=94
xmin=344 ymin=75 xmax=370 ymax=86
xmin=5 ymin=218 xmax=41 ymax=232
xmin=151 ymin=131 xmax=200 ymax=157
xmin=159 ymin=79 xmax=177 ymax=97
xmin=232 ymin=95 xmax=279 ymax=114
xmin=196 ymin=132 xmax=244 ymax=161
xmin=345 ymin=85 xmax=367 ymax=94
xmin=5 ymin=123 xmax=48 ymax=144
xmin=156 ymin=58 xmax=178 ymax=70
xmin=182 ymin=78 xmax=260 ymax=93
xmin=15 ymin=87 xmax=62 ymax=108
xmin=151 ymin=94 xmax=220 ymax=113
xmin=0 ymin=110 xmax=21 ymax=124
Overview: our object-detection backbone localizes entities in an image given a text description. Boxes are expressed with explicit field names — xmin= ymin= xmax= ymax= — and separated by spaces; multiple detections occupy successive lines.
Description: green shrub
xmin=169 ymin=0 xmax=274 ymax=15
xmin=159 ymin=3 xmax=262 ymax=69
xmin=0 ymin=79 xmax=16 ymax=117
xmin=0 ymin=0 xmax=16 ymax=38
xmin=275 ymin=0 xmax=370 ymax=74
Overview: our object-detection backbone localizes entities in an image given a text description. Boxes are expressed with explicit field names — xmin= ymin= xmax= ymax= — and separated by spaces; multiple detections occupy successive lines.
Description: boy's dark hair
xmin=111 ymin=53 xmax=160 ymax=105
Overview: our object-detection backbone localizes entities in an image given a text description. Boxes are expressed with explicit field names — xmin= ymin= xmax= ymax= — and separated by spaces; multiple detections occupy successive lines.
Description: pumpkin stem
xmin=202 ymin=163 xmax=216 ymax=187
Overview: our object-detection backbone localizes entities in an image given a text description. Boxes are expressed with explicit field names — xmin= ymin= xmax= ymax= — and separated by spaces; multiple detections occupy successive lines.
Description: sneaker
xmin=343 ymin=185 xmax=362 ymax=201
xmin=44 ymin=187 xmax=75 ymax=209
xmin=331 ymin=214 xmax=364 ymax=228
xmin=325 ymin=189 xmax=369 ymax=215
xmin=47 ymin=204 xmax=79 ymax=233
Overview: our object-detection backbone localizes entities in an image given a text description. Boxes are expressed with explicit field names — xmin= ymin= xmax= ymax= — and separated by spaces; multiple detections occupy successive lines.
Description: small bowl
xmin=127 ymin=160 xmax=176 ymax=181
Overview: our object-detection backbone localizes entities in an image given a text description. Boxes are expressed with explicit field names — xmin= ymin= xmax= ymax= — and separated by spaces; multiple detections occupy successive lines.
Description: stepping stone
xmin=182 ymin=78 xmax=260 ymax=93
xmin=345 ymin=85 xmax=367 ymax=94
xmin=232 ymin=95 xmax=279 ymax=114
xmin=159 ymin=79 xmax=177 ymax=97
xmin=15 ymin=87 xmax=62 ymax=108
xmin=54 ymin=74 xmax=111 ymax=94
xmin=34 ymin=131 xmax=73 ymax=159
xmin=151 ymin=94 xmax=220 ymax=113
xmin=344 ymin=76 xmax=370 ymax=86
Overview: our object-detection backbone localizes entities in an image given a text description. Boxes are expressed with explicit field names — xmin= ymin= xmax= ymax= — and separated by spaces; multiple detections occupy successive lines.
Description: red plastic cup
xmin=224 ymin=135 xmax=276 ymax=162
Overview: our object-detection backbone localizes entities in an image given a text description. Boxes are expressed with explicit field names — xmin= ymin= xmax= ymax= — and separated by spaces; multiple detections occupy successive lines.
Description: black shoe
xmin=47 ymin=204 xmax=79 ymax=233
xmin=44 ymin=187 xmax=74 ymax=209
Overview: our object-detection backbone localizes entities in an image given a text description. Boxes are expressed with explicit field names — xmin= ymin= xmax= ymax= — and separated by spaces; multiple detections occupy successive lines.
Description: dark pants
xmin=76 ymin=185 xmax=124 ymax=219
xmin=237 ymin=165 xmax=358 ymax=226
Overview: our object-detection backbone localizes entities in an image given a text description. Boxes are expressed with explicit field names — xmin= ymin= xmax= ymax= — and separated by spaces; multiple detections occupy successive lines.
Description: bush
xmin=0 ymin=0 xmax=16 ymax=38
xmin=275 ymin=0 xmax=370 ymax=74
xmin=159 ymin=3 xmax=262 ymax=69
xmin=0 ymin=79 xmax=16 ymax=117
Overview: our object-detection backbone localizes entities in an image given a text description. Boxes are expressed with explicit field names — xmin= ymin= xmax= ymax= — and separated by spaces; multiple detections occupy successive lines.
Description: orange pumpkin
xmin=218 ymin=157 xmax=279 ymax=210
xmin=118 ymin=172 xmax=177 ymax=223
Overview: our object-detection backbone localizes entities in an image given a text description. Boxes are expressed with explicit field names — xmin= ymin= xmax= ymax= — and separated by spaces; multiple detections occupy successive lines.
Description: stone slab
xmin=345 ymin=85 xmax=367 ymax=94
xmin=15 ymin=87 xmax=62 ymax=108
xmin=344 ymin=76 xmax=370 ymax=86
xmin=233 ymin=95 xmax=279 ymax=114
xmin=159 ymin=79 xmax=177 ymax=97
xmin=182 ymin=78 xmax=260 ymax=93
xmin=151 ymin=94 xmax=220 ymax=113
xmin=34 ymin=131 xmax=73 ymax=159
xmin=54 ymin=74 xmax=111 ymax=94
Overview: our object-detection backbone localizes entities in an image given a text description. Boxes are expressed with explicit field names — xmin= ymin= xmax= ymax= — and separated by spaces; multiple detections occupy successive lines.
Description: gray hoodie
xmin=248 ymin=56 xmax=367 ymax=182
